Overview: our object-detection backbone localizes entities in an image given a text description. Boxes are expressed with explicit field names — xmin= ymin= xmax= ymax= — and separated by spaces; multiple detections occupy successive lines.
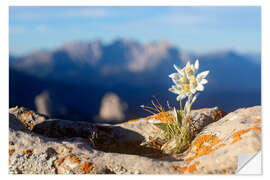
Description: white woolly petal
xmin=169 ymin=88 xmax=177 ymax=95
xmin=180 ymin=70 xmax=185 ymax=76
xmin=197 ymin=70 xmax=209 ymax=79
xmin=191 ymin=64 xmax=194 ymax=71
xmin=187 ymin=72 xmax=195 ymax=79
xmin=196 ymin=84 xmax=204 ymax=91
xmin=169 ymin=87 xmax=182 ymax=94
xmin=173 ymin=64 xmax=183 ymax=74
xmin=172 ymin=78 xmax=178 ymax=85
xmin=177 ymin=94 xmax=186 ymax=101
xmin=195 ymin=59 xmax=199 ymax=71
xmin=190 ymin=88 xmax=196 ymax=94
xmin=184 ymin=62 xmax=189 ymax=72
xmin=176 ymin=95 xmax=181 ymax=101
xmin=169 ymin=73 xmax=180 ymax=79
xmin=200 ymin=79 xmax=208 ymax=84
xmin=172 ymin=78 xmax=183 ymax=86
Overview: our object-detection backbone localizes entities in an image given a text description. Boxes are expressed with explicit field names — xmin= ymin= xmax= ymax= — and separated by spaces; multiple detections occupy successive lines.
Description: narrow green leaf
xmin=154 ymin=123 xmax=169 ymax=132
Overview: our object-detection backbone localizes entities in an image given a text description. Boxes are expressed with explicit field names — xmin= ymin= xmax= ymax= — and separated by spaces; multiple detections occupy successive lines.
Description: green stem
xmin=180 ymin=99 xmax=183 ymax=120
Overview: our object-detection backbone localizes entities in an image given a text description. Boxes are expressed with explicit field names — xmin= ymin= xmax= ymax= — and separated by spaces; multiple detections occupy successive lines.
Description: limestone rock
xmin=183 ymin=106 xmax=261 ymax=174
xmin=8 ymin=105 xmax=261 ymax=174
xmin=9 ymin=106 xmax=47 ymax=131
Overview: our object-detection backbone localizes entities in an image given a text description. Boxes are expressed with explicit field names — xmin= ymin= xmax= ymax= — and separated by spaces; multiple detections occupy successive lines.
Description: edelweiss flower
xmin=168 ymin=59 xmax=209 ymax=101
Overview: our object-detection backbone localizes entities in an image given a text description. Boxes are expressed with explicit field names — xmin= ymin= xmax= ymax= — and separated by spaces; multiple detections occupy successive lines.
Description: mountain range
xmin=9 ymin=39 xmax=261 ymax=123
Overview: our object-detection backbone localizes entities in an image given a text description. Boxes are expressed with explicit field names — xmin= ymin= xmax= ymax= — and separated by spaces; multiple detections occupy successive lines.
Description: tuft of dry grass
xmin=141 ymin=97 xmax=194 ymax=154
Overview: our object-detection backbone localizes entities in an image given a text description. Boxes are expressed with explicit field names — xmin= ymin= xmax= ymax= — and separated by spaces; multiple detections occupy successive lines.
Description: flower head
xmin=168 ymin=59 xmax=209 ymax=101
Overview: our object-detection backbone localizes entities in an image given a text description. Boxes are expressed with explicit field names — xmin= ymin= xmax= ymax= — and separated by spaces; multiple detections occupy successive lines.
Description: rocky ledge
xmin=8 ymin=106 xmax=261 ymax=174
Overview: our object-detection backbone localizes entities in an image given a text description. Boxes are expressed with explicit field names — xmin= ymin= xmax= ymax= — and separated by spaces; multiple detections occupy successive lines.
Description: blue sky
xmin=9 ymin=6 xmax=261 ymax=56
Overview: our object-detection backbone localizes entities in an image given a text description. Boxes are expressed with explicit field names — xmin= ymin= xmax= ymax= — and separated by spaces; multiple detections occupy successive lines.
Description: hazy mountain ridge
xmin=9 ymin=39 xmax=261 ymax=122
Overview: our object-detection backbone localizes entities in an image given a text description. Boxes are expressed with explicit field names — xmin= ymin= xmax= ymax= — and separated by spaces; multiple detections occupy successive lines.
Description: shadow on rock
xmin=9 ymin=107 xmax=177 ymax=160
xmin=32 ymin=119 xmax=173 ymax=159
xmin=92 ymin=126 xmax=174 ymax=160
xmin=9 ymin=113 xmax=30 ymax=132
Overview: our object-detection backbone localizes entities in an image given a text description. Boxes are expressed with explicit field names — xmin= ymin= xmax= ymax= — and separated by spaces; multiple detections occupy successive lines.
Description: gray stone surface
xmin=8 ymin=106 xmax=261 ymax=174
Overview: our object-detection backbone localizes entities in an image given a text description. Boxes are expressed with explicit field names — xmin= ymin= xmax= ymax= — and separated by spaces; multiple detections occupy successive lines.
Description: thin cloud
xmin=9 ymin=6 xmax=260 ymax=55
xmin=62 ymin=8 xmax=110 ymax=18
xmin=109 ymin=11 xmax=210 ymax=33
xmin=35 ymin=25 xmax=51 ymax=33
xmin=10 ymin=7 xmax=112 ymax=21
xmin=157 ymin=12 xmax=210 ymax=26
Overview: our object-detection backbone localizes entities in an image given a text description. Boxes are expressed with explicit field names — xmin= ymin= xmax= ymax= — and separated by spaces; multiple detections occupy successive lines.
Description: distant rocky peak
xmin=59 ymin=40 xmax=103 ymax=66
xmin=127 ymin=41 xmax=181 ymax=72
xmin=10 ymin=50 xmax=54 ymax=76
xmin=110 ymin=39 xmax=141 ymax=48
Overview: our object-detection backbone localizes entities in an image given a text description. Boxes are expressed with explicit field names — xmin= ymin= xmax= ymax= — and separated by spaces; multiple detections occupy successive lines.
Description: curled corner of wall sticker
xmin=236 ymin=151 xmax=262 ymax=175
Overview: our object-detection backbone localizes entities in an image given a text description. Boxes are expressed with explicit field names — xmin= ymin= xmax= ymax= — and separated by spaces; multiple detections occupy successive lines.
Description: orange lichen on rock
xmin=146 ymin=111 xmax=175 ymax=123
xmin=20 ymin=119 xmax=27 ymax=127
xmin=125 ymin=110 xmax=174 ymax=124
xmin=185 ymin=134 xmax=225 ymax=162
xmin=212 ymin=110 xmax=227 ymax=122
xmin=187 ymin=161 xmax=200 ymax=173
xmin=20 ymin=118 xmax=34 ymax=130
xmin=169 ymin=166 xmax=176 ymax=171
xmin=64 ymin=153 xmax=80 ymax=164
xmin=66 ymin=154 xmax=73 ymax=158
xmin=232 ymin=125 xmax=261 ymax=144
xmin=123 ymin=119 xmax=141 ymax=124
xmin=170 ymin=161 xmax=200 ymax=174
xmin=256 ymin=119 xmax=262 ymax=123
xmin=9 ymin=149 xmax=15 ymax=156
xmin=71 ymin=155 xmax=80 ymax=164
xmin=22 ymin=149 xmax=33 ymax=155
xmin=81 ymin=161 xmax=93 ymax=174
xmin=25 ymin=111 xmax=32 ymax=116
xmin=54 ymin=156 xmax=66 ymax=167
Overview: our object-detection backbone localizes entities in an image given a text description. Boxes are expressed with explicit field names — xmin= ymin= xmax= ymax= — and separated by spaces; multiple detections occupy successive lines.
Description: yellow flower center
xmin=181 ymin=76 xmax=187 ymax=83
xmin=184 ymin=84 xmax=190 ymax=91
xmin=189 ymin=75 xmax=196 ymax=85
xmin=185 ymin=67 xmax=191 ymax=74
